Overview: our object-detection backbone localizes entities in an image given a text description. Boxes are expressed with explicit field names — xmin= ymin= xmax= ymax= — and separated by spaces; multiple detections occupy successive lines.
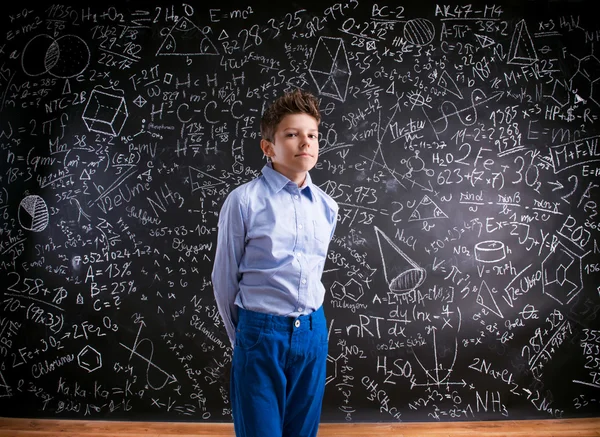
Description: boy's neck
xmin=270 ymin=163 xmax=308 ymax=187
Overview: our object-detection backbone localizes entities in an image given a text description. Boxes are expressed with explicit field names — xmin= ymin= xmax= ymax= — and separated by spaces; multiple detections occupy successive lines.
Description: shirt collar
xmin=261 ymin=162 xmax=315 ymax=202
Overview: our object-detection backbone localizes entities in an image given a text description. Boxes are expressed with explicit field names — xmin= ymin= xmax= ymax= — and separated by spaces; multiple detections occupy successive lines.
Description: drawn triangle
xmin=80 ymin=169 xmax=91 ymax=180
xmin=218 ymin=29 xmax=229 ymax=40
xmin=312 ymin=71 xmax=333 ymax=91
xmin=437 ymin=70 xmax=463 ymax=99
xmin=374 ymin=226 xmax=425 ymax=294
xmin=320 ymin=75 xmax=341 ymax=98
xmin=507 ymin=19 xmax=537 ymax=66
xmin=474 ymin=33 xmax=495 ymax=49
xmin=156 ymin=17 xmax=219 ymax=56
xmin=189 ymin=166 xmax=226 ymax=192
xmin=62 ymin=79 xmax=72 ymax=95
xmin=0 ymin=370 xmax=11 ymax=397
xmin=476 ymin=280 xmax=503 ymax=318
xmin=408 ymin=195 xmax=448 ymax=221
xmin=322 ymin=37 xmax=342 ymax=68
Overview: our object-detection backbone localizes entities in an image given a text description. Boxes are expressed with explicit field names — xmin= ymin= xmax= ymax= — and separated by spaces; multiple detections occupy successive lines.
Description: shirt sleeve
xmin=329 ymin=202 xmax=339 ymax=241
xmin=211 ymin=188 xmax=246 ymax=347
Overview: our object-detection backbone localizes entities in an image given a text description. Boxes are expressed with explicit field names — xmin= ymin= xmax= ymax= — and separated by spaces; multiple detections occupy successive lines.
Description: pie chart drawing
xmin=18 ymin=195 xmax=49 ymax=232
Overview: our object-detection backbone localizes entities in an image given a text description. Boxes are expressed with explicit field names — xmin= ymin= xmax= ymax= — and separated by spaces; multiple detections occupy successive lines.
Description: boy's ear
xmin=260 ymin=139 xmax=272 ymax=157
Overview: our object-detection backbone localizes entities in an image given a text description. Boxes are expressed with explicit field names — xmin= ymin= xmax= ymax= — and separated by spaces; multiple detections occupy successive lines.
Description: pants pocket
xmin=235 ymin=324 xmax=265 ymax=351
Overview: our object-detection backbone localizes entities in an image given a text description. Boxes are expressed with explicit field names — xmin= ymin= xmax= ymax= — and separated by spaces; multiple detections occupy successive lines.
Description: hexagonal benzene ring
xmin=570 ymin=71 xmax=592 ymax=103
xmin=578 ymin=54 xmax=600 ymax=81
xmin=541 ymin=241 xmax=583 ymax=305
xmin=590 ymin=78 xmax=600 ymax=107
xmin=550 ymin=79 xmax=570 ymax=108
xmin=77 ymin=345 xmax=102 ymax=373
xmin=329 ymin=279 xmax=364 ymax=302
xmin=344 ymin=278 xmax=364 ymax=302
xmin=330 ymin=281 xmax=345 ymax=300
xmin=325 ymin=353 xmax=340 ymax=385
xmin=232 ymin=162 xmax=244 ymax=175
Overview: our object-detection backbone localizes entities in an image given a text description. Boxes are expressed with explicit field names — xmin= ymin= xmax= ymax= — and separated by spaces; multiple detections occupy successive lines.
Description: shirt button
xmin=294 ymin=195 xmax=299 ymax=200
xmin=294 ymin=320 xmax=301 ymax=328
xmin=301 ymin=278 xmax=307 ymax=284
xmin=298 ymin=224 xmax=303 ymax=229
xmin=296 ymin=252 xmax=301 ymax=257
xmin=298 ymin=307 xmax=303 ymax=312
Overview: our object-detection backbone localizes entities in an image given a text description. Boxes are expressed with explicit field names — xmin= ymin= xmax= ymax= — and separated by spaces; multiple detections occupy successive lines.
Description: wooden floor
xmin=0 ymin=417 xmax=599 ymax=436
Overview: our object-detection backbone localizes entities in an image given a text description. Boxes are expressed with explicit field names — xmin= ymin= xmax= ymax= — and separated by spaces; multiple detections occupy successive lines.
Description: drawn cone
xmin=374 ymin=226 xmax=426 ymax=295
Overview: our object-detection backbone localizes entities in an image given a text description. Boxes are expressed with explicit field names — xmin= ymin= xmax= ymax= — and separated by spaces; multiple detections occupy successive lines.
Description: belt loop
xmin=310 ymin=313 xmax=313 ymax=330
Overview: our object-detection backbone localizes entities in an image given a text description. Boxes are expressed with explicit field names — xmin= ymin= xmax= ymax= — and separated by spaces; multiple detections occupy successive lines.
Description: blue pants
xmin=231 ymin=306 xmax=328 ymax=437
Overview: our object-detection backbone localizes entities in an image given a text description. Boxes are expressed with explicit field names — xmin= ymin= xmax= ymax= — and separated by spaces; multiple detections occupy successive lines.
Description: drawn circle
xmin=46 ymin=35 xmax=90 ymax=78
xmin=404 ymin=18 xmax=435 ymax=47
xmin=18 ymin=195 xmax=49 ymax=232
xmin=21 ymin=34 xmax=56 ymax=76
xmin=408 ymin=91 xmax=428 ymax=107
xmin=406 ymin=152 xmax=425 ymax=172
xmin=21 ymin=34 xmax=90 ymax=78
xmin=389 ymin=267 xmax=426 ymax=294
xmin=474 ymin=240 xmax=506 ymax=263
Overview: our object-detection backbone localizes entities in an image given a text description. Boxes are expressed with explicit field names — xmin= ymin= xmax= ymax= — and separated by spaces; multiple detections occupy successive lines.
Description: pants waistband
xmin=237 ymin=306 xmax=325 ymax=331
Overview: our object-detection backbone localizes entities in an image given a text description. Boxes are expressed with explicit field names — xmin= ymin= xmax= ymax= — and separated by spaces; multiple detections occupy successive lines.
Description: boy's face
xmin=261 ymin=113 xmax=319 ymax=186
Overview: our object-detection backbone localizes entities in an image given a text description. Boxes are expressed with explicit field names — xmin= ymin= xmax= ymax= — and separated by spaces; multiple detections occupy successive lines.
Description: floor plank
xmin=0 ymin=417 xmax=599 ymax=437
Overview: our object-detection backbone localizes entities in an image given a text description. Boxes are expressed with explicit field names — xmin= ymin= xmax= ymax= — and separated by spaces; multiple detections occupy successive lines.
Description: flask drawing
xmin=374 ymin=226 xmax=426 ymax=295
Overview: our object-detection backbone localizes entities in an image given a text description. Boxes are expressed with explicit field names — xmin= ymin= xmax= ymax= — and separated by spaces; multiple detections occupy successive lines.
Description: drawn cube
xmin=82 ymin=89 xmax=128 ymax=137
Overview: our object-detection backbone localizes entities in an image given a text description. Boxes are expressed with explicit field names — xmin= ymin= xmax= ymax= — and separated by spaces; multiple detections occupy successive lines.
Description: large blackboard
xmin=1 ymin=0 xmax=599 ymax=423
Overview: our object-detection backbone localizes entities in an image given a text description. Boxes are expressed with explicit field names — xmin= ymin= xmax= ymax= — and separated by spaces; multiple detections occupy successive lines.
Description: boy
xmin=212 ymin=89 xmax=338 ymax=437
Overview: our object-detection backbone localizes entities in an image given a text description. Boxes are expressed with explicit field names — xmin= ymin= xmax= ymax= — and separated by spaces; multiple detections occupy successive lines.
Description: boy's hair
xmin=260 ymin=89 xmax=321 ymax=142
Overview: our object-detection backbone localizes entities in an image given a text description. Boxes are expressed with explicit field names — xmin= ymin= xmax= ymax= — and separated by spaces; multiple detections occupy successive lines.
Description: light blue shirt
xmin=211 ymin=163 xmax=338 ymax=346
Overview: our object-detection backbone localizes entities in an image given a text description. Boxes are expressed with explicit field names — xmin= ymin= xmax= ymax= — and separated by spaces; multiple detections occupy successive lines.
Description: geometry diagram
xmin=375 ymin=226 xmax=426 ymax=296
xmin=21 ymin=34 xmax=90 ymax=78
xmin=437 ymin=70 xmax=463 ymax=99
xmin=476 ymin=279 xmax=503 ymax=318
xmin=156 ymin=17 xmax=219 ymax=56
xmin=330 ymin=278 xmax=364 ymax=302
xmin=403 ymin=18 xmax=435 ymax=47
xmin=133 ymin=95 xmax=148 ymax=108
xmin=189 ymin=166 xmax=227 ymax=193
xmin=474 ymin=240 xmax=506 ymax=263
xmin=309 ymin=36 xmax=351 ymax=102
xmin=408 ymin=195 xmax=448 ymax=221
xmin=541 ymin=240 xmax=586 ymax=305
xmin=82 ymin=88 xmax=128 ymax=137
xmin=507 ymin=19 xmax=537 ymax=66
xmin=77 ymin=345 xmax=102 ymax=373
xmin=18 ymin=195 xmax=49 ymax=232
xmin=474 ymin=33 xmax=496 ymax=49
